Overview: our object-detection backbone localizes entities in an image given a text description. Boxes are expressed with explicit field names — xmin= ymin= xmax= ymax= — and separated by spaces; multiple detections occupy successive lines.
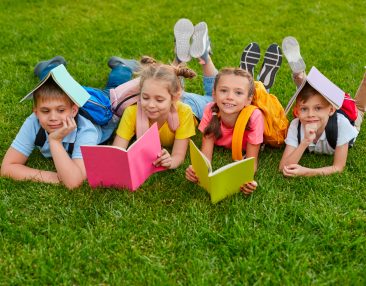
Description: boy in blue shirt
xmin=1 ymin=56 xmax=138 ymax=189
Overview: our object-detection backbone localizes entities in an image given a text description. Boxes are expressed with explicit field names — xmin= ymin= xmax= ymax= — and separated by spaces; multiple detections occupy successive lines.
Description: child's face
xmin=213 ymin=74 xmax=252 ymax=116
xmin=296 ymin=93 xmax=335 ymax=132
xmin=140 ymin=79 xmax=174 ymax=122
xmin=33 ymin=97 xmax=78 ymax=133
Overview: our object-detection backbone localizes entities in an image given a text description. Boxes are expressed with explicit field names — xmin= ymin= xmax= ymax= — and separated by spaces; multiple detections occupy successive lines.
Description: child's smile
xmin=297 ymin=93 xmax=335 ymax=136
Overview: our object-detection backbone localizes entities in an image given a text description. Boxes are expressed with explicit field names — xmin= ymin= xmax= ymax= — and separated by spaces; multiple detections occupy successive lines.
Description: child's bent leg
xmin=354 ymin=71 xmax=366 ymax=131
xmin=282 ymin=36 xmax=306 ymax=88
xmin=181 ymin=92 xmax=212 ymax=120
xmin=202 ymin=55 xmax=218 ymax=78
xmin=34 ymin=56 xmax=66 ymax=80
xmin=104 ymin=65 xmax=133 ymax=91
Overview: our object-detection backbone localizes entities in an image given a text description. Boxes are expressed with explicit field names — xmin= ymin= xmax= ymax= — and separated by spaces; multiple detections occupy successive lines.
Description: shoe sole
xmin=282 ymin=36 xmax=306 ymax=74
xmin=258 ymin=44 xmax=282 ymax=89
xmin=174 ymin=19 xmax=194 ymax=62
xmin=34 ymin=56 xmax=66 ymax=76
xmin=108 ymin=56 xmax=140 ymax=72
xmin=190 ymin=22 xmax=208 ymax=58
xmin=240 ymin=42 xmax=261 ymax=76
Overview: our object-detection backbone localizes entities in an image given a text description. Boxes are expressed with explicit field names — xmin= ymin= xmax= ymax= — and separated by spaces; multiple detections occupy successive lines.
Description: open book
xmin=285 ymin=66 xmax=345 ymax=114
xmin=81 ymin=123 xmax=165 ymax=191
xmin=21 ymin=64 xmax=90 ymax=107
xmin=189 ymin=140 xmax=255 ymax=204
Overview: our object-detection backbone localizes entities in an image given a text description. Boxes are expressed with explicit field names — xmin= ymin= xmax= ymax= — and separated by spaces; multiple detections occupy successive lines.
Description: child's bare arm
xmin=246 ymin=142 xmax=261 ymax=172
xmin=282 ymin=143 xmax=349 ymax=177
xmin=201 ymin=135 xmax=215 ymax=162
xmin=112 ymin=135 xmax=129 ymax=149
xmin=154 ymin=138 xmax=189 ymax=169
xmin=1 ymin=147 xmax=60 ymax=183
xmin=279 ymin=123 xmax=316 ymax=171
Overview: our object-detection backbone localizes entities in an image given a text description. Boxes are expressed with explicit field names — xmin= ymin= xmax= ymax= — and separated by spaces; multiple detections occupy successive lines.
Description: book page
xmin=209 ymin=157 xmax=255 ymax=203
xmin=189 ymin=140 xmax=211 ymax=193
xmin=81 ymin=145 xmax=132 ymax=189
xmin=51 ymin=65 xmax=90 ymax=107
xmin=127 ymin=123 xmax=165 ymax=190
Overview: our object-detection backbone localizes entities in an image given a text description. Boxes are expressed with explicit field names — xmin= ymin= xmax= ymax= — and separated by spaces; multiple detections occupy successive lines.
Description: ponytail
xmin=203 ymin=103 xmax=222 ymax=139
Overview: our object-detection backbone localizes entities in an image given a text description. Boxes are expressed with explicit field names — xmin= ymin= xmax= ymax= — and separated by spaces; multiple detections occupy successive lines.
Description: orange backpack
xmin=232 ymin=81 xmax=289 ymax=160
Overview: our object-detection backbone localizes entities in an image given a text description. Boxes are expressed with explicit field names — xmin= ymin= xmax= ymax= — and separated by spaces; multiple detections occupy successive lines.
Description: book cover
xmin=189 ymin=140 xmax=255 ymax=204
xmin=285 ymin=66 xmax=345 ymax=114
xmin=21 ymin=64 xmax=90 ymax=107
xmin=81 ymin=123 xmax=165 ymax=191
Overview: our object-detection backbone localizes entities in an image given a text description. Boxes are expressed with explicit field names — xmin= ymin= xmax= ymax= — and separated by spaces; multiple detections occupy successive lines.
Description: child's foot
xmin=190 ymin=22 xmax=212 ymax=64
xmin=34 ymin=56 xmax=66 ymax=77
xmin=282 ymin=36 xmax=306 ymax=74
xmin=240 ymin=42 xmax=261 ymax=76
xmin=108 ymin=56 xmax=140 ymax=72
xmin=174 ymin=18 xmax=194 ymax=63
xmin=258 ymin=44 xmax=282 ymax=89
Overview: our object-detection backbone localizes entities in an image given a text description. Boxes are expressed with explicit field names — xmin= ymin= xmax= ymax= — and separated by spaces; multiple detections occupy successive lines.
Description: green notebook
xmin=189 ymin=140 xmax=255 ymax=204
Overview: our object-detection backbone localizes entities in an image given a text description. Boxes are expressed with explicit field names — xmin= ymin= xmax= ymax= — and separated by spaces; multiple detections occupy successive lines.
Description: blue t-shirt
xmin=11 ymin=113 xmax=118 ymax=159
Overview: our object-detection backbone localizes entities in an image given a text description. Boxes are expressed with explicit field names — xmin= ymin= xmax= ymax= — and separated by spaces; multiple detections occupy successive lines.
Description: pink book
xmin=81 ymin=123 xmax=165 ymax=191
xmin=285 ymin=66 xmax=345 ymax=114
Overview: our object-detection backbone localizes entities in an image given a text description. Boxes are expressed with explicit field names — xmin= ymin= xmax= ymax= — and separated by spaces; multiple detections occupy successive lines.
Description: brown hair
xmin=296 ymin=83 xmax=329 ymax=105
xmin=139 ymin=61 xmax=196 ymax=101
xmin=33 ymin=78 xmax=73 ymax=106
xmin=204 ymin=68 xmax=255 ymax=139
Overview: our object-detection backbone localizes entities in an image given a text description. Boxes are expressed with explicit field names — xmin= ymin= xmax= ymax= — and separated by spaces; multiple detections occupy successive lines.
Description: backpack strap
xmin=34 ymin=116 xmax=78 ymax=155
xmin=232 ymin=105 xmax=258 ymax=161
xmin=324 ymin=112 xmax=338 ymax=150
xmin=135 ymin=101 xmax=180 ymax=138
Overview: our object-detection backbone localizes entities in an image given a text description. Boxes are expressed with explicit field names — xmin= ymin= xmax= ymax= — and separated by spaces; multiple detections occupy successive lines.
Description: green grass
xmin=1 ymin=0 xmax=366 ymax=284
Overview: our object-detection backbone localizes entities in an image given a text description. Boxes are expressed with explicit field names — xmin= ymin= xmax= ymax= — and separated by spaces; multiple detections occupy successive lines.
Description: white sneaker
xmin=174 ymin=19 xmax=194 ymax=63
xmin=282 ymin=36 xmax=306 ymax=74
xmin=190 ymin=22 xmax=210 ymax=60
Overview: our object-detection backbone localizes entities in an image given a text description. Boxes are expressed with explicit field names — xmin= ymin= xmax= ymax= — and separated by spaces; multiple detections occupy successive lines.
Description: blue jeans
xmin=39 ymin=64 xmax=133 ymax=96
xmin=181 ymin=75 xmax=216 ymax=120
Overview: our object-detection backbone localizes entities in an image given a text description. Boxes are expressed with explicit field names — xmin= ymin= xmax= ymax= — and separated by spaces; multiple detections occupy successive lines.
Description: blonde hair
xmin=139 ymin=60 xmax=196 ymax=101
xmin=33 ymin=78 xmax=73 ymax=106
xmin=204 ymin=68 xmax=255 ymax=139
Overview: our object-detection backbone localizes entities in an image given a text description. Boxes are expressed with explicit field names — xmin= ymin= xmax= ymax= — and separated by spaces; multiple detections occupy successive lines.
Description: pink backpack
xmin=109 ymin=77 xmax=180 ymax=138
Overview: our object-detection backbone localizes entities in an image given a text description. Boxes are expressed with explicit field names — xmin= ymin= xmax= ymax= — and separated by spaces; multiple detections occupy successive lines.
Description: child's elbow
xmin=63 ymin=178 xmax=84 ymax=190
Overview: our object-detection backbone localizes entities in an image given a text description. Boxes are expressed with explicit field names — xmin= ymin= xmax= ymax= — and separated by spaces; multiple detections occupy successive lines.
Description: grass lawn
xmin=1 ymin=0 xmax=366 ymax=284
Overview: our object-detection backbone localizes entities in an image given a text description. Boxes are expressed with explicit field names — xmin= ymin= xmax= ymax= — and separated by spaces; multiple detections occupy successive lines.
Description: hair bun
xmin=175 ymin=65 xmax=196 ymax=79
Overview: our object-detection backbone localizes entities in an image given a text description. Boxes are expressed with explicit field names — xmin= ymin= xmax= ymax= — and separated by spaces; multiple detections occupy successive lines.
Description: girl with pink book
xmin=112 ymin=58 xmax=197 ymax=170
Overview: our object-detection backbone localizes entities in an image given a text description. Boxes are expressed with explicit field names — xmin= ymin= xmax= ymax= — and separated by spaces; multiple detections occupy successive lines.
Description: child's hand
xmin=240 ymin=180 xmax=258 ymax=196
xmin=303 ymin=122 xmax=318 ymax=144
xmin=48 ymin=116 xmax=77 ymax=142
xmin=283 ymin=164 xmax=309 ymax=177
xmin=185 ymin=165 xmax=198 ymax=183
xmin=154 ymin=149 xmax=172 ymax=169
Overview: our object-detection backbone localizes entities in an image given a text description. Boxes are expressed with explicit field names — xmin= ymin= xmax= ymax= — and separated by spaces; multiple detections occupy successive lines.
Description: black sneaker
xmin=240 ymin=42 xmax=260 ymax=76
xmin=258 ymin=44 xmax=282 ymax=89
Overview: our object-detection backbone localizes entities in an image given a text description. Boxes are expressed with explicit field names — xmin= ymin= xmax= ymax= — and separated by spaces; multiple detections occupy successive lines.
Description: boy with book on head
xmin=1 ymin=55 xmax=137 ymax=189
xmin=279 ymin=37 xmax=366 ymax=177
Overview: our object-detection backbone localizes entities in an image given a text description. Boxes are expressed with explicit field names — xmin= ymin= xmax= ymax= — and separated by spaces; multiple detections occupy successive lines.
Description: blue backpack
xmin=79 ymin=87 xmax=113 ymax=126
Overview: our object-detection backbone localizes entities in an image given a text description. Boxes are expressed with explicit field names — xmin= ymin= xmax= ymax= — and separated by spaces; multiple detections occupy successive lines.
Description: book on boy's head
xmin=81 ymin=123 xmax=165 ymax=191
xmin=285 ymin=66 xmax=345 ymax=115
xmin=21 ymin=64 xmax=90 ymax=107
xmin=189 ymin=140 xmax=255 ymax=204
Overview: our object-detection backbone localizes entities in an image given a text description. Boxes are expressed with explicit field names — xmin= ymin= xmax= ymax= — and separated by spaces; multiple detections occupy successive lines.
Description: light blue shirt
xmin=11 ymin=113 xmax=118 ymax=159
xmin=285 ymin=113 xmax=358 ymax=155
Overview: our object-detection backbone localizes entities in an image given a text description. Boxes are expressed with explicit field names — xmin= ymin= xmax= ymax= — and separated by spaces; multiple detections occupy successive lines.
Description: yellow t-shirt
xmin=116 ymin=101 xmax=196 ymax=147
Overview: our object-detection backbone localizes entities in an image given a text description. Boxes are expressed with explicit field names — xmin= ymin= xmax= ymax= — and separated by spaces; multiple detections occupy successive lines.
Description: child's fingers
xmin=185 ymin=166 xmax=198 ymax=182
